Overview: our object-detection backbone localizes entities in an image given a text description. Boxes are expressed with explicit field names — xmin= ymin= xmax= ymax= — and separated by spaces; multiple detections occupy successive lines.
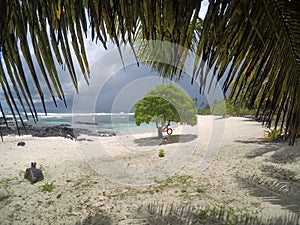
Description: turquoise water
xmin=30 ymin=113 xmax=157 ymax=135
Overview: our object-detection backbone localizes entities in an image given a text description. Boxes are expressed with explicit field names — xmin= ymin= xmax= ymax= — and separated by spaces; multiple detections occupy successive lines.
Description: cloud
xmin=199 ymin=0 xmax=209 ymax=19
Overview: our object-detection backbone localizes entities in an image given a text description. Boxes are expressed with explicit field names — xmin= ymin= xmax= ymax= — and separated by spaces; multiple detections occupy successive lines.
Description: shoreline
xmin=1 ymin=116 xmax=300 ymax=224
xmin=0 ymin=122 xmax=117 ymax=141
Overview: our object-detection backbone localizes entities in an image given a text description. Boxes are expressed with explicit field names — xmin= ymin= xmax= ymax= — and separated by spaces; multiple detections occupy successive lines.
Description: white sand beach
xmin=0 ymin=116 xmax=300 ymax=224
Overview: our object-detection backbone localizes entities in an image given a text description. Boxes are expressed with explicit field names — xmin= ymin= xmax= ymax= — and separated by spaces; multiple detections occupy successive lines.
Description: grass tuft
xmin=41 ymin=182 xmax=56 ymax=192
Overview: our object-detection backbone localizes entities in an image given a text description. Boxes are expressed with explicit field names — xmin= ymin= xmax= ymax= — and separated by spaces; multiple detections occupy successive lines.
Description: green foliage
xmin=263 ymin=128 xmax=281 ymax=141
xmin=234 ymin=104 xmax=257 ymax=116
xmin=197 ymin=108 xmax=211 ymax=115
xmin=198 ymin=98 xmax=257 ymax=116
xmin=158 ymin=149 xmax=165 ymax=157
xmin=225 ymin=101 xmax=236 ymax=116
xmin=83 ymin=181 xmax=92 ymax=188
xmin=197 ymin=104 xmax=211 ymax=115
xmin=134 ymin=84 xmax=197 ymax=136
xmin=153 ymin=177 xmax=159 ymax=183
xmin=210 ymin=100 xmax=226 ymax=116
xmin=41 ymin=182 xmax=56 ymax=192
xmin=209 ymin=99 xmax=236 ymax=116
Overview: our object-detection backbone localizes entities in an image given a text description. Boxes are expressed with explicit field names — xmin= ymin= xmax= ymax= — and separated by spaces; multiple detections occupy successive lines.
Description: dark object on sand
xmin=17 ymin=141 xmax=25 ymax=146
xmin=24 ymin=162 xmax=44 ymax=184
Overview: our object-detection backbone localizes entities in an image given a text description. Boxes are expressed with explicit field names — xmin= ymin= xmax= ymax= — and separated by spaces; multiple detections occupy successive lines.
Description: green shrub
xmin=159 ymin=149 xmax=165 ymax=157
xmin=263 ymin=128 xmax=281 ymax=141
xmin=41 ymin=182 xmax=56 ymax=192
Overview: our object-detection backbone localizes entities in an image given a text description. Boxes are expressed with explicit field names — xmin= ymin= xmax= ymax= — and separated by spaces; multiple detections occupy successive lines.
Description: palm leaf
xmin=193 ymin=0 xmax=300 ymax=144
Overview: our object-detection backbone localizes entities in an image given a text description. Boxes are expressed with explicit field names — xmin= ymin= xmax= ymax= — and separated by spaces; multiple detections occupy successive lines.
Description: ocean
xmin=27 ymin=113 xmax=158 ymax=136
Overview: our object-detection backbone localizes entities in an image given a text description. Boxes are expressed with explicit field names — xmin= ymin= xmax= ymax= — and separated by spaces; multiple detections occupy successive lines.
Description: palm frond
xmin=194 ymin=0 xmax=300 ymax=144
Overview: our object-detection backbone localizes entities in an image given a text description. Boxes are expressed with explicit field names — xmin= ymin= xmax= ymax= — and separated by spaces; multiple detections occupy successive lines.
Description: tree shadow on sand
xmin=236 ymin=142 xmax=300 ymax=214
xmin=133 ymin=134 xmax=197 ymax=147
xmin=78 ymin=203 xmax=299 ymax=224
xmin=75 ymin=211 xmax=112 ymax=225
xmin=239 ymin=139 xmax=300 ymax=164
xmin=267 ymin=145 xmax=300 ymax=164
xmin=237 ymin=168 xmax=300 ymax=213
xmin=235 ymin=140 xmax=283 ymax=159
xmin=138 ymin=203 xmax=300 ymax=225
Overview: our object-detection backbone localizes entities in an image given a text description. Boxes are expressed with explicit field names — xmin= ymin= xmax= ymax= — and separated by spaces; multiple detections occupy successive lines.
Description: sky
xmin=0 ymin=1 xmax=214 ymax=115
xmin=71 ymin=44 xmax=221 ymax=114
xmin=68 ymin=0 xmax=212 ymax=114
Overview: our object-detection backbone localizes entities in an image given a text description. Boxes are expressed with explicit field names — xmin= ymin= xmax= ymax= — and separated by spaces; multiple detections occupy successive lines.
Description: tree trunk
xmin=156 ymin=121 xmax=164 ymax=138
xmin=157 ymin=127 xmax=163 ymax=138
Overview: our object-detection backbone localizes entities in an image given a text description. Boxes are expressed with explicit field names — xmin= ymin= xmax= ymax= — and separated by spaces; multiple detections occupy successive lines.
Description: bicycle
xmin=161 ymin=124 xmax=173 ymax=135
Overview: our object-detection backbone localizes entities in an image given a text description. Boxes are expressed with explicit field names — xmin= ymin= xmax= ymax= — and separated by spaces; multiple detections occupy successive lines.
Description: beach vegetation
xmin=210 ymin=99 xmax=236 ymax=116
xmin=41 ymin=182 xmax=56 ymax=192
xmin=153 ymin=177 xmax=159 ymax=183
xmin=158 ymin=149 xmax=165 ymax=157
xmin=149 ymin=175 xmax=195 ymax=192
xmin=198 ymin=98 xmax=258 ymax=117
xmin=197 ymin=104 xmax=211 ymax=115
xmin=83 ymin=181 xmax=92 ymax=188
xmin=134 ymin=84 xmax=197 ymax=138
xmin=263 ymin=128 xmax=281 ymax=142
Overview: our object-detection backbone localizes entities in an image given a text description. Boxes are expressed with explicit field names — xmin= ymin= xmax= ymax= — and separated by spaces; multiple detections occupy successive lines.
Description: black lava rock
xmin=17 ymin=141 xmax=25 ymax=146
xmin=24 ymin=162 xmax=44 ymax=184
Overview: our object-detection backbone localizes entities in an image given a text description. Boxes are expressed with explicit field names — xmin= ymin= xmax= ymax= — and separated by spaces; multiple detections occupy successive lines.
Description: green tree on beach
xmin=210 ymin=99 xmax=236 ymax=116
xmin=0 ymin=1 xmax=300 ymax=144
xmin=134 ymin=84 xmax=197 ymax=138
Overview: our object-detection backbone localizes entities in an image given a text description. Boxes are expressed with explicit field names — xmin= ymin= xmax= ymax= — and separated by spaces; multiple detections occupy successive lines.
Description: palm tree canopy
xmin=0 ymin=0 xmax=300 ymax=144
